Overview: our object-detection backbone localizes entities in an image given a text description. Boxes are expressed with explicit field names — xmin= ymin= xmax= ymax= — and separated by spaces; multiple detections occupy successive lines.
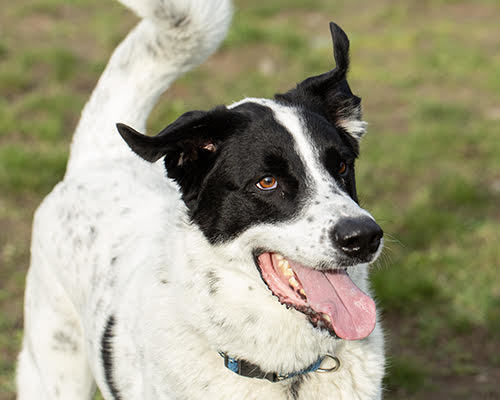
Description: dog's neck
xmin=168 ymin=225 xmax=340 ymax=375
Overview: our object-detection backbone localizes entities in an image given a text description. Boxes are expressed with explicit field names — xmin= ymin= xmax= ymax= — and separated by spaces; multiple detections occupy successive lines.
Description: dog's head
xmin=118 ymin=23 xmax=382 ymax=341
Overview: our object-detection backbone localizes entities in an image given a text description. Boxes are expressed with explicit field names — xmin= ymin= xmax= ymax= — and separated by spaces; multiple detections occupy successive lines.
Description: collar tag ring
xmin=317 ymin=354 xmax=340 ymax=373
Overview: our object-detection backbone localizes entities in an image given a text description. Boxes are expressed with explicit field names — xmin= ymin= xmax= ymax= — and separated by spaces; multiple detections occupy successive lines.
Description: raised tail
xmin=65 ymin=0 xmax=232 ymax=176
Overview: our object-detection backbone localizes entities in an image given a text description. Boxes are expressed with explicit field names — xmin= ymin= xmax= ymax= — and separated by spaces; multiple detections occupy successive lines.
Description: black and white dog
xmin=17 ymin=0 xmax=385 ymax=398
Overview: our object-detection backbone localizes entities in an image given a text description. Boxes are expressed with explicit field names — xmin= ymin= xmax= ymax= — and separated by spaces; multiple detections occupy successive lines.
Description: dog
xmin=16 ymin=0 xmax=385 ymax=398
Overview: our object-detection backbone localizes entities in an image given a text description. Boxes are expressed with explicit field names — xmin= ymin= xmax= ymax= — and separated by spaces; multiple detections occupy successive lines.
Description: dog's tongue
xmin=291 ymin=262 xmax=376 ymax=340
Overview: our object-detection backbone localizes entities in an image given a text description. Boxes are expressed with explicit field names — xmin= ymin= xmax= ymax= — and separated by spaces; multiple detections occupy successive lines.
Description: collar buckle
xmin=275 ymin=373 xmax=289 ymax=382
xmin=221 ymin=352 xmax=241 ymax=374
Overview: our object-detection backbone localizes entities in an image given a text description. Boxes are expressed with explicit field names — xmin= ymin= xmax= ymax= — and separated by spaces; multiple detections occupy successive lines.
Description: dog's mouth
xmin=256 ymin=252 xmax=376 ymax=340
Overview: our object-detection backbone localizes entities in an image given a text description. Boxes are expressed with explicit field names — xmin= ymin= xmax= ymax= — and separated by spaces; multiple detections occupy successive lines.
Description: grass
xmin=1 ymin=0 xmax=499 ymax=399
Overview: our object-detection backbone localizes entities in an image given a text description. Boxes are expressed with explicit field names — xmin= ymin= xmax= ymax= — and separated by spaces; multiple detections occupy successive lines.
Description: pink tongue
xmin=291 ymin=262 xmax=376 ymax=340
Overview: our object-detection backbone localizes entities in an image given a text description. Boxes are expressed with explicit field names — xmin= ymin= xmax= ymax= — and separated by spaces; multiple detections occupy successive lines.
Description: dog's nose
xmin=330 ymin=217 xmax=383 ymax=260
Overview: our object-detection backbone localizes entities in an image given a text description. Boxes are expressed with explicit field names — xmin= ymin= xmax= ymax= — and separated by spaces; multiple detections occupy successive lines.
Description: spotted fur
xmin=17 ymin=1 xmax=385 ymax=399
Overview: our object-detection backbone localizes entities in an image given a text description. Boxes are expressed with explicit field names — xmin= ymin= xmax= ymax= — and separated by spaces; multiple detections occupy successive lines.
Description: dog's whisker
xmin=383 ymin=232 xmax=404 ymax=248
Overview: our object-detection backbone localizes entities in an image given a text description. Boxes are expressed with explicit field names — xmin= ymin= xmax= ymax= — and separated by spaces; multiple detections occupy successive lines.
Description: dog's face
xmin=118 ymin=23 xmax=383 ymax=341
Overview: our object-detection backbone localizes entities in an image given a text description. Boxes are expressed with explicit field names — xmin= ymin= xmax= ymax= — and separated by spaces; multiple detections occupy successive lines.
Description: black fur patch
xmin=117 ymin=22 xmax=363 ymax=244
xmin=299 ymin=109 xmax=359 ymax=202
xmin=134 ymin=100 xmax=359 ymax=245
xmin=288 ymin=375 xmax=305 ymax=400
xmin=101 ymin=315 xmax=121 ymax=400
xmin=188 ymin=102 xmax=308 ymax=243
xmin=275 ymin=22 xmax=365 ymax=154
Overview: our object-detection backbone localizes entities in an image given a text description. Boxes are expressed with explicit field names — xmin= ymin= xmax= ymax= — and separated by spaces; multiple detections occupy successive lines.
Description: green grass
xmin=384 ymin=357 xmax=427 ymax=396
xmin=1 ymin=0 xmax=500 ymax=399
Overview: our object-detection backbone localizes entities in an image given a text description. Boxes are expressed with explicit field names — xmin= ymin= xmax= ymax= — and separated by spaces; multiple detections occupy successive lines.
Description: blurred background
xmin=0 ymin=0 xmax=499 ymax=399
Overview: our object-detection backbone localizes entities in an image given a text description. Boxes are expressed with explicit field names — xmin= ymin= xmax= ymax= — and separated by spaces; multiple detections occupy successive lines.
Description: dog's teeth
xmin=275 ymin=254 xmax=284 ymax=261
xmin=278 ymin=259 xmax=294 ymax=277
xmin=299 ymin=289 xmax=306 ymax=296
xmin=282 ymin=266 xmax=294 ymax=277
xmin=289 ymin=276 xmax=299 ymax=289
xmin=322 ymin=314 xmax=331 ymax=323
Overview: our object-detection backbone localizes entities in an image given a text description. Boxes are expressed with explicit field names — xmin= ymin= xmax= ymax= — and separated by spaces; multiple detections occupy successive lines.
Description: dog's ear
xmin=117 ymin=106 xmax=248 ymax=205
xmin=117 ymin=106 xmax=248 ymax=165
xmin=275 ymin=22 xmax=366 ymax=150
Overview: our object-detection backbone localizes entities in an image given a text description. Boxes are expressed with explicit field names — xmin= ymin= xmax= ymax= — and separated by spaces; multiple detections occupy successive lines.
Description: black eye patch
xmin=189 ymin=102 xmax=309 ymax=243
xmin=323 ymin=148 xmax=344 ymax=178
xmin=323 ymin=147 xmax=358 ymax=202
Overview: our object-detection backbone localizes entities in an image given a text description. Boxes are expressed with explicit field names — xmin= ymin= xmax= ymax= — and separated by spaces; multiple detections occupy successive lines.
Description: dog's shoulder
xmin=31 ymin=160 xmax=180 ymax=289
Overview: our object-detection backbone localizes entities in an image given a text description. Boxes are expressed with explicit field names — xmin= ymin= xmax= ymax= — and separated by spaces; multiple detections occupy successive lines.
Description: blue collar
xmin=219 ymin=352 xmax=340 ymax=382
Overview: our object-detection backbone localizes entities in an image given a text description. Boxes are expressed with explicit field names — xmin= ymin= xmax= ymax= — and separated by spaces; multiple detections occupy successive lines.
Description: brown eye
xmin=338 ymin=161 xmax=348 ymax=176
xmin=256 ymin=176 xmax=277 ymax=190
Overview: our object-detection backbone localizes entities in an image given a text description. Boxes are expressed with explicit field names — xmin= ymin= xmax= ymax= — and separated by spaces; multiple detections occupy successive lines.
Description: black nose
xmin=330 ymin=217 xmax=383 ymax=260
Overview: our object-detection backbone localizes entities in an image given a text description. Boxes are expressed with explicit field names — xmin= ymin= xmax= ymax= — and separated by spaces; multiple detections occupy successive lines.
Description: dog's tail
xmin=65 ymin=0 xmax=233 ymax=176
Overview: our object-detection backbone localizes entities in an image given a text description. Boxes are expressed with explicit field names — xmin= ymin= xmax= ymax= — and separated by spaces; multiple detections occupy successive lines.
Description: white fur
xmin=336 ymin=103 xmax=367 ymax=140
xmin=17 ymin=1 xmax=385 ymax=399
xmin=338 ymin=119 xmax=368 ymax=140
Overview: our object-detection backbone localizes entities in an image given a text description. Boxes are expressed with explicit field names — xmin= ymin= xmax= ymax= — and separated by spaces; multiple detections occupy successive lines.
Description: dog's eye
xmin=256 ymin=176 xmax=277 ymax=191
xmin=338 ymin=161 xmax=348 ymax=176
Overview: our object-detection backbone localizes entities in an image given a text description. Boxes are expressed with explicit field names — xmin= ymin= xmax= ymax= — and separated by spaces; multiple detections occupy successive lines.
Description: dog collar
xmin=219 ymin=352 xmax=340 ymax=382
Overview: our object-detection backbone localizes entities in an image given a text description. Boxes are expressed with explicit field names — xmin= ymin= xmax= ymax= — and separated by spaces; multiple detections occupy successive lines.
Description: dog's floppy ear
xmin=117 ymin=108 xmax=228 ymax=162
xmin=117 ymin=106 xmax=248 ymax=205
xmin=275 ymin=22 xmax=366 ymax=150
xmin=117 ymin=106 xmax=248 ymax=164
